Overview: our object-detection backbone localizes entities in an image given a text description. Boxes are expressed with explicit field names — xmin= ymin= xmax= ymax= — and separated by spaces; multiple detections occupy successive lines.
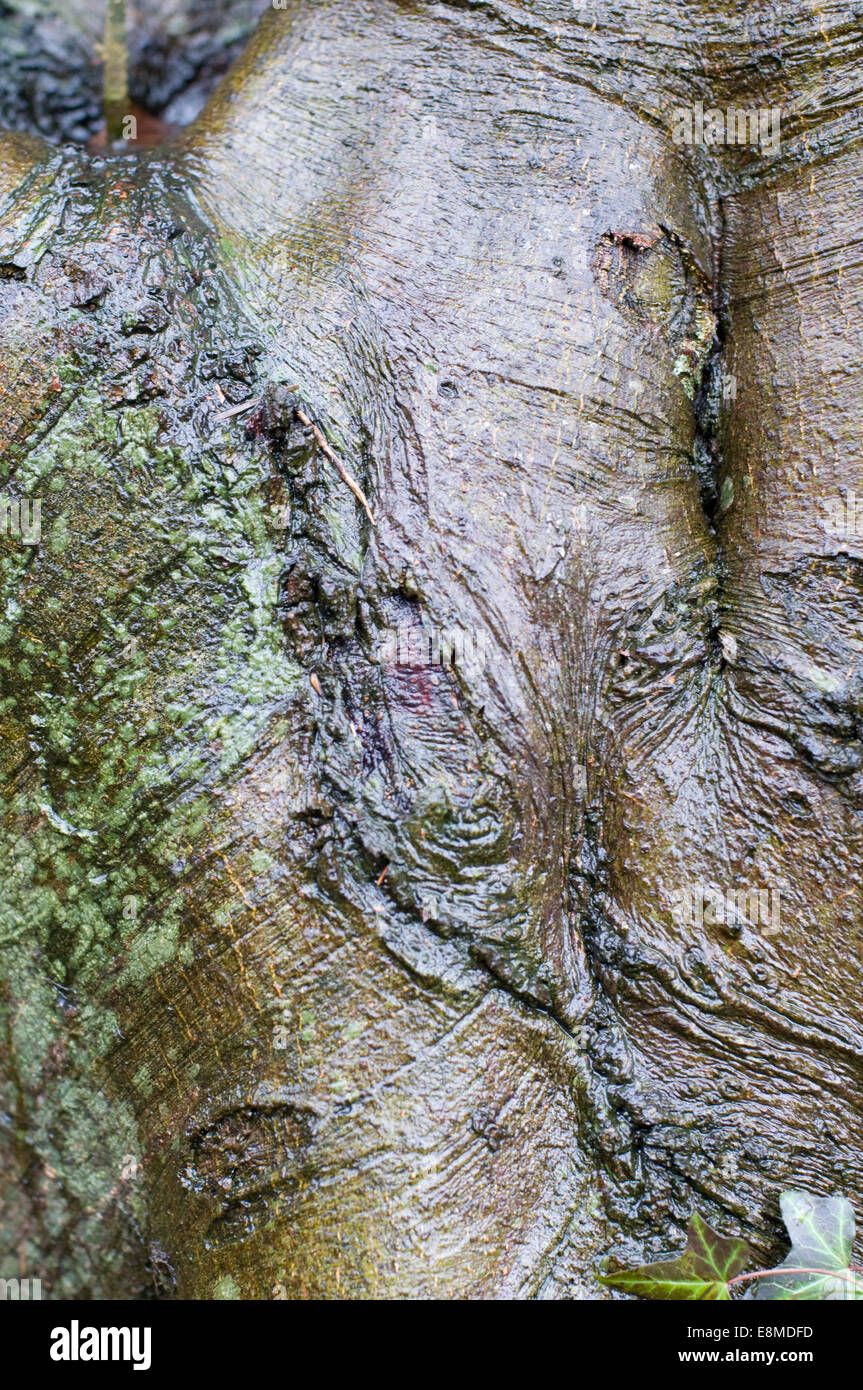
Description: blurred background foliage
xmin=0 ymin=0 xmax=271 ymax=144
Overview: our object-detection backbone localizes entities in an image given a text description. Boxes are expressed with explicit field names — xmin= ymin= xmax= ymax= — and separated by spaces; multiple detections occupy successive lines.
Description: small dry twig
xmin=295 ymin=408 xmax=376 ymax=526
xmin=211 ymin=393 xmax=375 ymax=526
xmin=211 ymin=396 xmax=262 ymax=423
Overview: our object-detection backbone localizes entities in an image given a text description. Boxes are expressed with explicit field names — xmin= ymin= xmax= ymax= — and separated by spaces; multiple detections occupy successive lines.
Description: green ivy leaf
xmin=756 ymin=1192 xmax=863 ymax=1301
xmin=598 ymin=1212 xmax=751 ymax=1300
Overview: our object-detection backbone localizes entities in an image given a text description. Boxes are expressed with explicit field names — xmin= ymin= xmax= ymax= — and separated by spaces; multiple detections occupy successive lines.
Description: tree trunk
xmin=1 ymin=0 xmax=862 ymax=1299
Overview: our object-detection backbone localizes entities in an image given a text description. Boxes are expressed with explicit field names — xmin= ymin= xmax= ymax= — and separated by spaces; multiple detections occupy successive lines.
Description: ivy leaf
xmin=756 ymin=1192 xmax=863 ymax=1301
xmin=598 ymin=1212 xmax=751 ymax=1300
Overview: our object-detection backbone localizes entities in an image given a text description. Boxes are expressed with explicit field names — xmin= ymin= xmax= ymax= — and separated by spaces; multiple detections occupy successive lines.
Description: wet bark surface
xmin=0 ymin=0 xmax=862 ymax=1299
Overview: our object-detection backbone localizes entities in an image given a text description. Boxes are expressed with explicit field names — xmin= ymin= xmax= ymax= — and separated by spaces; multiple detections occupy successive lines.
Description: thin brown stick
xmin=211 ymin=396 xmax=262 ymax=423
xmin=295 ymin=408 xmax=376 ymax=526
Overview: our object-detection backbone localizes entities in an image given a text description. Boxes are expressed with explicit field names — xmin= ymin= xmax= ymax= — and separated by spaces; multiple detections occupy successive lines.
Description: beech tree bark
xmin=1 ymin=0 xmax=862 ymax=1299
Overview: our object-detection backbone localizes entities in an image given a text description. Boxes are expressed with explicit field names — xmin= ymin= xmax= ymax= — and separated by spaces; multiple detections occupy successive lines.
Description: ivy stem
xmin=728 ymin=1266 xmax=863 ymax=1288
xmin=103 ymin=0 xmax=129 ymax=145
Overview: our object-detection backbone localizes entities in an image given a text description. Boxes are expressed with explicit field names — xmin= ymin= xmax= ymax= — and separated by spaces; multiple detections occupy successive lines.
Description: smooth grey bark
xmin=0 ymin=0 xmax=862 ymax=1299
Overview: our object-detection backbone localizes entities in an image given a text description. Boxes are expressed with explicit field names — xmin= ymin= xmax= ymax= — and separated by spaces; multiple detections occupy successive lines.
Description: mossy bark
xmin=1 ymin=0 xmax=862 ymax=1299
